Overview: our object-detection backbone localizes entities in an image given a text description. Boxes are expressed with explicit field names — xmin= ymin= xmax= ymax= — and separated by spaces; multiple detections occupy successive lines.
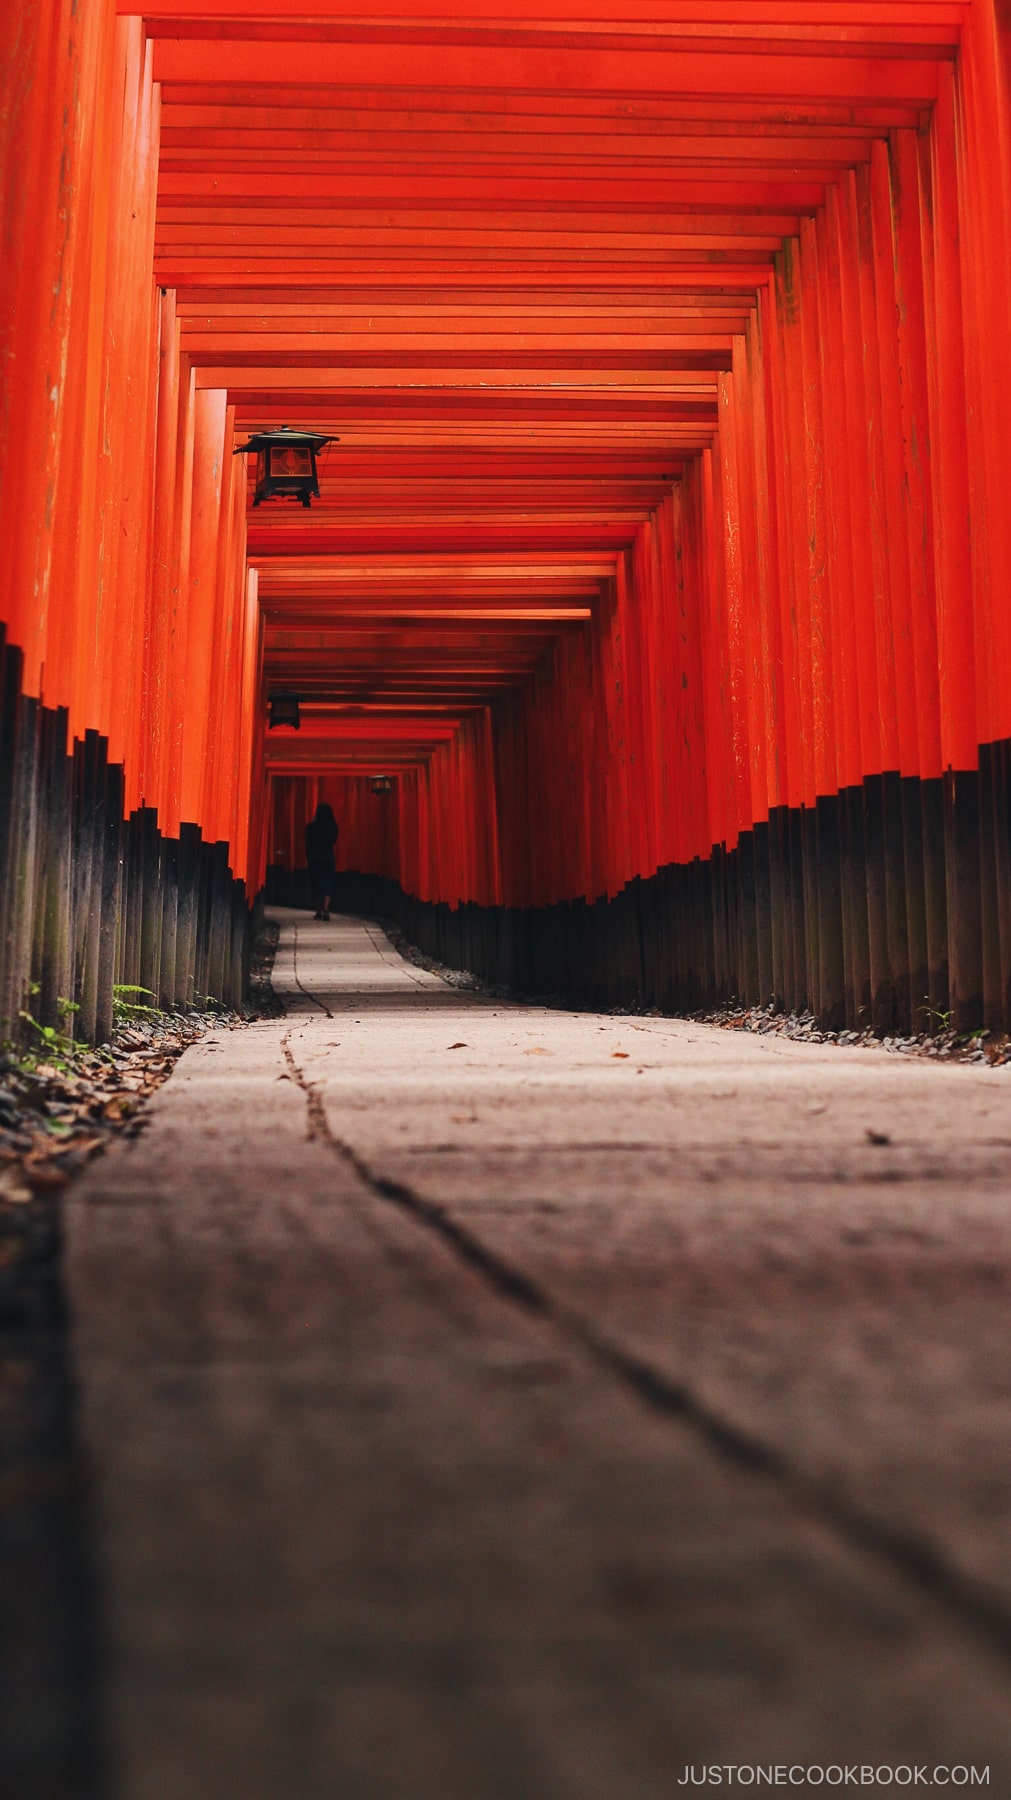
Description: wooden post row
xmin=0 ymin=0 xmax=257 ymax=1042
xmin=3 ymin=0 xmax=1011 ymax=1038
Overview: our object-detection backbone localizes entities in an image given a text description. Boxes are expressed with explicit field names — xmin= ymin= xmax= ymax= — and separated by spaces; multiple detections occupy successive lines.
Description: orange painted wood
xmin=4 ymin=0 xmax=1011 ymax=910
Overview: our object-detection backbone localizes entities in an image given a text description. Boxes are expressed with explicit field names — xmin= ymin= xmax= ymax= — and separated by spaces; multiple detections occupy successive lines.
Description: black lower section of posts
xmin=0 ymin=1188 xmax=105 ymax=1800
xmin=271 ymin=755 xmax=1011 ymax=1035
xmin=0 ymin=629 xmax=253 ymax=1048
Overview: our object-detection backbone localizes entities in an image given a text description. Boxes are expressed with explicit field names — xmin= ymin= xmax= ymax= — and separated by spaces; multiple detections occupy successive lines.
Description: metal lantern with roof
xmin=234 ymin=427 xmax=335 ymax=507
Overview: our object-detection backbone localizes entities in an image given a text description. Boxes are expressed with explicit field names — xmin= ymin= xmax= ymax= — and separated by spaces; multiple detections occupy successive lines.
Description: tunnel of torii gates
xmin=2 ymin=0 xmax=1011 ymax=1046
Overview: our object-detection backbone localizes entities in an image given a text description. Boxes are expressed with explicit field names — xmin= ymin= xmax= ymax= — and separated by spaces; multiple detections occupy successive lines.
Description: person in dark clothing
xmin=304 ymin=802 xmax=339 ymax=919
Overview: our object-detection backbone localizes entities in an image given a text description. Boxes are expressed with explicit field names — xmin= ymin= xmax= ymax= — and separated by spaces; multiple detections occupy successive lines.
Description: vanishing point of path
xmin=67 ymin=909 xmax=1011 ymax=1798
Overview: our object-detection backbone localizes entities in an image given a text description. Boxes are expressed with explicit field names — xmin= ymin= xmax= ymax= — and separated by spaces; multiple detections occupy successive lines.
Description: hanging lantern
xmin=234 ymin=427 xmax=336 ymax=508
xmin=370 ymin=776 xmax=393 ymax=796
xmin=268 ymin=693 xmax=301 ymax=730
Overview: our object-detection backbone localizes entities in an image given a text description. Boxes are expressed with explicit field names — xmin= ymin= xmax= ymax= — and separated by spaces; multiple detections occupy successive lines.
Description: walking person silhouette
xmin=304 ymin=802 xmax=339 ymax=920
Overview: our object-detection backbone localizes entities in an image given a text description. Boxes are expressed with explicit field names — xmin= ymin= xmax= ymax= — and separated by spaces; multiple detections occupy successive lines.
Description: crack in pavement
xmin=289 ymin=925 xmax=333 ymax=1017
xmin=279 ymin=1029 xmax=1011 ymax=1673
xmin=360 ymin=920 xmax=440 ymax=988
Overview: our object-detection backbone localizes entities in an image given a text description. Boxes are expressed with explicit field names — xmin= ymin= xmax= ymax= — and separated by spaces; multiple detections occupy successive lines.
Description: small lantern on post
xmin=370 ymin=776 xmax=393 ymax=796
xmin=234 ymin=427 xmax=336 ymax=507
xmin=268 ymin=693 xmax=301 ymax=731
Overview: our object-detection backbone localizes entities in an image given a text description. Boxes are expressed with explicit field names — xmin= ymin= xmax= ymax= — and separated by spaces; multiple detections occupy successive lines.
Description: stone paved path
xmin=66 ymin=910 xmax=1011 ymax=1799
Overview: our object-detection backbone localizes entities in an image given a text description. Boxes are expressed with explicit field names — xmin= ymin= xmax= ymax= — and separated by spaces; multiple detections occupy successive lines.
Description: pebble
xmin=693 ymin=1002 xmax=1007 ymax=1065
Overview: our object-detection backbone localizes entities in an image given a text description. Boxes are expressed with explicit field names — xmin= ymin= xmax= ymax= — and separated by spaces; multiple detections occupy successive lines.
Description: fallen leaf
xmin=611 ymin=1052 xmax=630 ymax=1059
xmin=0 ymin=1170 xmax=32 ymax=1204
xmin=523 ymin=1046 xmax=549 ymax=1055
xmin=61 ymin=1136 xmax=105 ymax=1160
xmin=24 ymin=1165 xmax=67 ymax=1193
xmin=102 ymin=1096 xmax=137 ymax=1121
xmin=447 ymin=1042 xmax=468 ymax=1050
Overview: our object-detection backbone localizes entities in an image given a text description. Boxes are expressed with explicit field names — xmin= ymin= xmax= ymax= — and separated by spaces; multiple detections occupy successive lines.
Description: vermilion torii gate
xmin=2 ymin=0 xmax=1010 ymax=1037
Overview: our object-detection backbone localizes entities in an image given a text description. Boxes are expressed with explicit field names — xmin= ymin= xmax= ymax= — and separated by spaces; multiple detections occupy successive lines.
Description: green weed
xmin=16 ymin=995 xmax=80 ymax=1070
xmin=112 ymin=984 xmax=162 ymax=1027
xmin=918 ymin=998 xmax=952 ymax=1032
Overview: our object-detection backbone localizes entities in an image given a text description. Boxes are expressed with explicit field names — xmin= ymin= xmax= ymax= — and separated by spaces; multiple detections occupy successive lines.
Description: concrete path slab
xmin=66 ymin=910 xmax=1011 ymax=1799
